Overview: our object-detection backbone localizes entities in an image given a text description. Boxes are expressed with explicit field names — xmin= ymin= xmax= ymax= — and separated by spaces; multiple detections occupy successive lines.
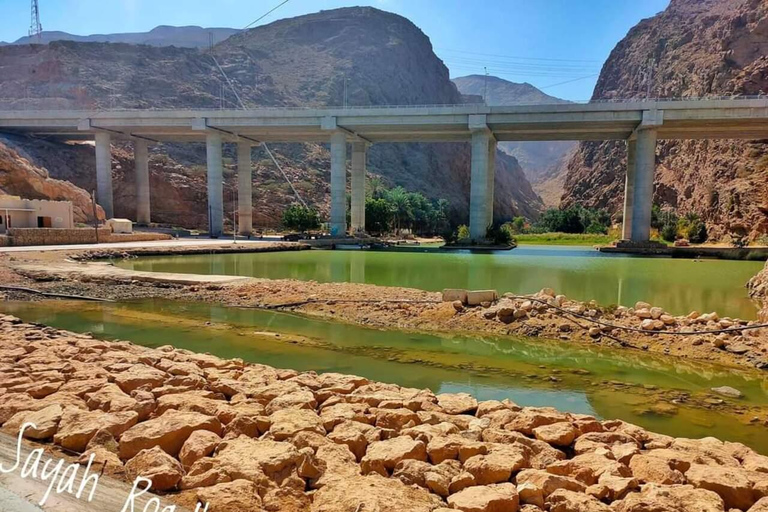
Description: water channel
xmin=3 ymin=298 xmax=767 ymax=453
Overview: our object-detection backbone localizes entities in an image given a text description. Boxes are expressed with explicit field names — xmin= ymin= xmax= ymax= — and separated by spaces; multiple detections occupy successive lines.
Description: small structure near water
xmin=0 ymin=196 xmax=73 ymax=234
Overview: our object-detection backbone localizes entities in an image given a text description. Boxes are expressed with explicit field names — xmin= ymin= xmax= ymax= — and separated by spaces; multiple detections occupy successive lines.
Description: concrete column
xmin=95 ymin=132 xmax=113 ymax=219
xmin=330 ymin=131 xmax=347 ymax=237
xmin=350 ymin=142 xmax=366 ymax=234
xmin=629 ymin=128 xmax=657 ymax=242
xmin=469 ymin=129 xmax=491 ymax=240
xmin=237 ymin=142 xmax=253 ymax=236
xmin=485 ymin=136 xmax=497 ymax=227
xmin=206 ymin=132 xmax=224 ymax=238
xmin=134 ymin=139 xmax=150 ymax=225
xmin=621 ymin=139 xmax=637 ymax=240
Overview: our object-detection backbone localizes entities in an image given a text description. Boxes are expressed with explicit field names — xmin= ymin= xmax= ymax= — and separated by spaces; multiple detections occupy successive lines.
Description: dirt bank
xmin=3 ymin=315 xmax=768 ymax=512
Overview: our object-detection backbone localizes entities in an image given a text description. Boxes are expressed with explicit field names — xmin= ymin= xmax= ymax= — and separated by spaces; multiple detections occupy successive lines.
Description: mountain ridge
xmin=4 ymin=25 xmax=239 ymax=48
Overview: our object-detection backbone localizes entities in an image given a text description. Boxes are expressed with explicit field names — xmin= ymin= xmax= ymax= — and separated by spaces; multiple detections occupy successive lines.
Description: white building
xmin=0 ymin=196 xmax=74 ymax=234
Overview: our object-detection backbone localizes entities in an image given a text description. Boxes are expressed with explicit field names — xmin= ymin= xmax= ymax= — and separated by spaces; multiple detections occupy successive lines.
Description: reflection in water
xmin=119 ymin=246 xmax=764 ymax=319
xmin=3 ymin=299 xmax=768 ymax=453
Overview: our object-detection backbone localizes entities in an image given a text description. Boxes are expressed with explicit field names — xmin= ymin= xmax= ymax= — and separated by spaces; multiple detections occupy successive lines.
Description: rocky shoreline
xmin=3 ymin=314 xmax=768 ymax=512
xmin=748 ymin=260 xmax=768 ymax=323
xmin=1 ymin=244 xmax=767 ymax=370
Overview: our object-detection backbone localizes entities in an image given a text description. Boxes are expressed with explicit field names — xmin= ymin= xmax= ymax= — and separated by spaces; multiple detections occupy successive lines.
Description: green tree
xmin=282 ymin=204 xmax=320 ymax=232
xmin=385 ymin=187 xmax=413 ymax=232
xmin=365 ymin=198 xmax=392 ymax=234
xmin=510 ymin=216 xmax=527 ymax=234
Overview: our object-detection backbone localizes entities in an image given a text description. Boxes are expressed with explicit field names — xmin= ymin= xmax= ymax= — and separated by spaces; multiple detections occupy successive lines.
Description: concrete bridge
xmin=2 ymin=98 xmax=768 ymax=241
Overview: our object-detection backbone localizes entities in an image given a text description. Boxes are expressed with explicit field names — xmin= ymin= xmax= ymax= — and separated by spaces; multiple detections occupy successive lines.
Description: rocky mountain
xmin=3 ymin=26 xmax=239 ymax=48
xmin=0 ymin=7 xmax=543 ymax=230
xmin=453 ymin=74 xmax=576 ymax=207
xmin=561 ymin=0 xmax=768 ymax=240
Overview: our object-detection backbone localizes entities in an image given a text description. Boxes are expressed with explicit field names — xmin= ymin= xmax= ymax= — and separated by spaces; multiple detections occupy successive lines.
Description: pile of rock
xmin=749 ymin=260 xmax=768 ymax=323
xmin=2 ymin=314 xmax=768 ymax=512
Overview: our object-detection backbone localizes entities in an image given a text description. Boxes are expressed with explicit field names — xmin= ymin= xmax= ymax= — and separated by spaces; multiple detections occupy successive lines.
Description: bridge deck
xmin=1 ymin=98 xmax=768 ymax=143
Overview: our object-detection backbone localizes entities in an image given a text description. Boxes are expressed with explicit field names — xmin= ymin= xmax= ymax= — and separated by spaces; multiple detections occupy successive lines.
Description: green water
xmin=117 ymin=246 xmax=764 ymax=319
xmin=3 ymin=299 xmax=768 ymax=453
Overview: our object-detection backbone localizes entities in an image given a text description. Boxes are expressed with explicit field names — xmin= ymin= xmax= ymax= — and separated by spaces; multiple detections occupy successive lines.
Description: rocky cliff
xmin=453 ymin=75 xmax=576 ymax=207
xmin=0 ymin=7 xmax=544 ymax=229
xmin=561 ymin=0 xmax=768 ymax=240
xmin=0 ymin=136 xmax=104 ymax=223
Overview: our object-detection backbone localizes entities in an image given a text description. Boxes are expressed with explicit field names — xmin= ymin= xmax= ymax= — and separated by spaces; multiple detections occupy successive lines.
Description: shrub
xmin=456 ymin=224 xmax=470 ymax=241
xmin=686 ymin=219 xmax=708 ymax=244
xmin=282 ymin=204 xmax=320 ymax=232
xmin=660 ymin=223 xmax=678 ymax=242
xmin=486 ymin=222 xmax=515 ymax=245
xmin=510 ymin=216 xmax=527 ymax=234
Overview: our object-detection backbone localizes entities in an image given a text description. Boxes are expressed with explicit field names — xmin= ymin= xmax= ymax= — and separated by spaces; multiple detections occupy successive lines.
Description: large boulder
xmin=179 ymin=430 xmax=222 ymax=469
xmin=360 ymin=437 xmax=427 ymax=476
xmin=196 ymin=480 xmax=263 ymax=512
xmin=685 ymin=463 xmax=755 ymax=510
xmin=447 ymin=483 xmax=519 ymax=512
xmin=124 ymin=446 xmax=184 ymax=492
xmin=54 ymin=408 xmax=138 ymax=452
xmin=612 ymin=483 xmax=725 ymax=512
xmin=269 ymin=409 xmax=325 ymax=441
xmin=3 ymin=404 xmax=63 ymax=440
xmin=463 ymin=445 xmax=529 ymax=485
xmin=310 ymin=475 xmax=443 ymax=512
xmin=546 ymin=489 xmax=611 ymax=512
xmin=119 ymin=410 xmax=222 ymax=459
xmin=436 ymin=393 xmax=478 ymax=415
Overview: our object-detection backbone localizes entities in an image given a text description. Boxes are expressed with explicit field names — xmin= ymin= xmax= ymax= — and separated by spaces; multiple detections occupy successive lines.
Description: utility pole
xmin=343 ymin=73 xmax=348 ymax=109
xmin=483 ymin=67 xmax=489 ymax=104
xmin=29 ymin=0 xmax=43 ymax=43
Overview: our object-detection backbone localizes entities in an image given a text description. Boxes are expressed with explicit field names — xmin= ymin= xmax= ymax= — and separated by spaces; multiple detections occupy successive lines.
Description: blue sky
xmin=0 ymin=0 xmax=670 ymax=100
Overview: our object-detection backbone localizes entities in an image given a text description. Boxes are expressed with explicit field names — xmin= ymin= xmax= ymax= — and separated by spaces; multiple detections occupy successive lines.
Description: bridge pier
xmin=134 ymin=139 xmax=150 ymax=225
xmin=95 ymin=132 xmax=113 ymax=219
xmin=469 ymin=127 xmax=495 ymax=240
xmin=627 ymin=128 xmax=657 ymax=242
xmin=237 ymin=141 xmax=253 ymax=236
xmin=206 ymin=132 xmax=224 ymax=238
xmin=350 ymin=142 xmax=366 ymax=234
xmin=330 ymin=131 xmax=348 ymax=237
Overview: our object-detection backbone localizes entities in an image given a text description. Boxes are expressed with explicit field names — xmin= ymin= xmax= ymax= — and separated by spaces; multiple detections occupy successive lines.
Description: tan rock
xmin=124 ymin=446 xmax=183 ymax=491
xmin=373 ymin=407 xmax=420 ymax=431
xmin=585 ymin=474 xmax=638 ymax=502
xmin=319 ymin=403 xmax=370 ymax=430
xmin=310 ymin=474 xmax=442 ymax=512
xmin=517 ymin=482 xmax=545 ymax=508
xmin=447 ymin=483 xmax=519 ymax=512
xmin=533 ymin=422 xmax=578 ymax=447
xmin=119 ymin=409 xmax=222 ymax=459
xmin=265 ymin=389 xmax=317 ymax=415
xmin=179 ymin=430 xmax=222 ymax=469
xmin=311 ymin=442 xmax=361 ymax=489
xmin=180 ymin=458 xmax=232 ymax=490
xmin=427 ymin=434 xmax=488 ymax=464
xmin=750 ymin=497 xmax=768 ymax=512
xmin=504 ymin=407 xmax=568 ymax=435
xmin=269 ymin=408 xmax=325 ymax=441
xmin=436 ymin=392 xmax=478 ymax=415
xmin=629 ymin=453 xmax=686 ymax=485
xmin=114 ymin=364 xmax=167 ymax=393
xmin=685 ymin=462 xmax=755 ymax=510
xmin=516 ymin=469 xmax=586 ymax=497
xmin=393 ymin=459 xmax=433 ymax=487
xmin=546 ymin=452 xmax=631 ymax=485
xmin=546 ymin=489 xmax=611 ymax=512
xmin=360 ymin=436 xmax=427 ymax=476
xmin=196 ymin=480 xmax=263 ymax=512
xmin=3 ymin=404 xmax=62 ymax=440
xmin=55 ymin=408 xmax=138 ymax=452
xmin=450 ymin=471 xmax=477 ymax=494
xmin=463 ymin=444 xmax=529 ymax=485
xmin=612 ymin=483 xmax=725 ymax=512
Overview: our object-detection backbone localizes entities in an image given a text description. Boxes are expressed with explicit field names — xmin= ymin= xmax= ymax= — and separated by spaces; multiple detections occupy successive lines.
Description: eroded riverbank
xmin=3 ymin=314 xmax=768 ymax=512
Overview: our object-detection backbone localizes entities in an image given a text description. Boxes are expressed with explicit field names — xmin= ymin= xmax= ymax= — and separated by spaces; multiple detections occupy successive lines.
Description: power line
xmin=243 ymin=0 xmax=291 ymax=30
xmin=538 ymin=73 xmax=600 ymax=90
xmin=436 ymin=47 xmax=601 ymax=63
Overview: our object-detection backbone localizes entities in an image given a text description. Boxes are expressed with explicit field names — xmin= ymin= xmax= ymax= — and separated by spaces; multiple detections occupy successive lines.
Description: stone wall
xmin=7 ymin=228 xmax=171 ymax=246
